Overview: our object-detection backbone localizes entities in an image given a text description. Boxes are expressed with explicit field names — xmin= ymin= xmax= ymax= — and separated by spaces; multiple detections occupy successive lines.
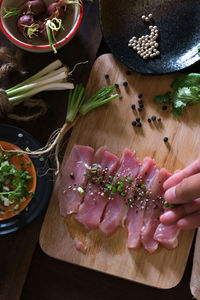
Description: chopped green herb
xmin=111 ymin=187 xmax=116 ymax=195
xmin=109 ymin=175 xmax=113 ymax=181
xmin=127 ymin=178 xmax=132 ymax=183
xmin=17 ymin=152 xmax=23 ymax=157
xmin=121 ymin=191 xmax=126 ymax=197
xmin=141 ymin=184 xmax=146 ymax=189
xmin=164 ymin=202 xmax=170 ymax=208
xmin=25 ymin=147 xmax=30 ymax=152
xmin=13 ymin=204 xmax=19 ymax=212
xmin=120 ymin=177 xmax=125 ymax=182
xmin=77 ymin=187 xmax=84 ymax=195
xmin=39 ymin=157 xmax=45 ymax=162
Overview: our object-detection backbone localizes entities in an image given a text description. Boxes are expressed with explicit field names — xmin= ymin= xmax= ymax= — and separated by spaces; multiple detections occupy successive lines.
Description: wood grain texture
xmin=40 ymin=53 xmax=197 ymax=289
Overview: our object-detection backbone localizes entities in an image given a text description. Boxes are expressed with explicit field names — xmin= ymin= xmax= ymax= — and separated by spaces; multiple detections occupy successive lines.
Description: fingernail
xmin=164 ymin=186 xmax=176 ymax=202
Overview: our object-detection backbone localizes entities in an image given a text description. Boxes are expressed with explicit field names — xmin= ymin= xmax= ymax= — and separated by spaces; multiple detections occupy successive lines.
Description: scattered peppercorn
xmin=138 ymin=107 xmax=143 ymax=112
xmin=157 ymin=117 xmax=161 ymax=121
xmin=138 ymin=93 xmax=143 ymax=98
xmin=136 ymin=122 xmax=142 ymax=127
xmin=139 ymin=103 xmax=144 ymax=109
xmin=151 ymin=115 xmax=156 ymax=121
xmin=105 ymin=74 xmax=109 ymax=79
xmin=136 ymin=117 xmax=140 ymax=122
xmin=126 ymin=70 xmax=131 ymax=75
xmin=131 ymin=104 xmax=136 ymax=110
xmin=138 ymin=99 xmax=143 ymax=104
xmin=162 ymin=105 xmax=168 ymax=110
xmin=132 ymin=121 xmax=137 ymax=126
xmin=147 ymin=118 xmax=151 ymax=123
xmin=123 ymin=81 xmax=128 ymax=87
xmin=114 ymin=83 xmax=119 ymax=88
xmin=163 ymin=137 xmax=168 ymax=142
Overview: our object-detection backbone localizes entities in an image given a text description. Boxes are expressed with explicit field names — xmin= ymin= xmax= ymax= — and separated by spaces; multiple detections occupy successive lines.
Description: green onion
xmin=164 ymin=202 xmax=170 ymax=208
xmin=120 ymin=177 xmax=125 ymax=182
xmin=127 ymin=178 xmax=132 ymax=183
xmin=111 ymin=187 xmax=116 ymax=195
xmin=141 ymin=184 xmax=146 ymax=189
xmin=3 ymin=7 xmax=19 ymax=18
xmin=77 ymin=187 xmax=84 ymax=195
xmin=6 ymin=60 xmax=74 ymax=107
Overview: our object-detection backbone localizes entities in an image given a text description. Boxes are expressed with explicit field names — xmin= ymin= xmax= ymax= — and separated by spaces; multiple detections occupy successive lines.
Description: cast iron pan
xmin=0 ymin=124 xmax=53 ymax=235
xmin=99 ymin=0 xmax=200 ymax=74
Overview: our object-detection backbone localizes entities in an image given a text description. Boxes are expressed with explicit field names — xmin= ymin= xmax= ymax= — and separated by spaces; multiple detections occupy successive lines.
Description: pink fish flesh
xmin=154 ymin=223 xmax=180 ymax=249
xmin=127 ymin=157 xmax=157 ymax=249
xmin=76 ymin=147 xmax=119 ymax=229
xmin=99 ymin=149 xmax=140 ymax=236
xmin=141 ymin=168 xmax=171 ymax=253
xmin=58 ymin=144 xmax=94 ymax=216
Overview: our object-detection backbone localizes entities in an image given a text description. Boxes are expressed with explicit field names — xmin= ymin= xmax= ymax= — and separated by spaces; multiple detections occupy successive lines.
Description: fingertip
xmin=164 ymin=186 xmax=176 ymax=203
xmin=160 ymin=210 xmax=176 ymax=225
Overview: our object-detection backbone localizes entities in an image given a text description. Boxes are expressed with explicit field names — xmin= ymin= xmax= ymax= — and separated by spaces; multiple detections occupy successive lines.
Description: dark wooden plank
xmin=0 ymin=1 xmax=102 ymax=300
xmin=21 ymin=242 xmax=194 ymax=300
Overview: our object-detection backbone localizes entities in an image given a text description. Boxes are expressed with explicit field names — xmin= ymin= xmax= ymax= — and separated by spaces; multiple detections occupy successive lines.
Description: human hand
xmin=160 ymin=158 xmax=200 ymax=230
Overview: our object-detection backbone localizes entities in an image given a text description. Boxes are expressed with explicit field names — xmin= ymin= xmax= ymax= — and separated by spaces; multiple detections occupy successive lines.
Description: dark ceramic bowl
xmin=100 ymin=0 xmax=200 ymax=74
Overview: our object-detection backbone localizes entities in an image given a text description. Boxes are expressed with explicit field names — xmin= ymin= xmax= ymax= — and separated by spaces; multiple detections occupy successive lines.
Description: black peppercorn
xmin=123 ymin=81 xmax=128 ymax=87
xmin=163 ymin=137 xmax=168 ymax=142
xmin=138 ymin=107 xmax=143 ymax=112
xmin=136 ymin=117 xmax=140 ymax=122
xmin=151 ymin=115 xmax=156 ymax=121
xmin=131 ymin=104 xmax=136 ymax=110
xmin=114 ymin=83 xmax=119 ymax=88
xmin=157 ymin=117 xmax=161 ymax=121
xmin=147 ymin=118 xmax=151 ymax=123
xmin=105 ymin=74 xmax=109 ymax=79
xmin=136 ymin=122 xmax=142 ymax=127
xmin=162 ymin=105 xmax=167 ymax=110
xmin=132 ymin=121 xmax=137 ymax=126
xmin=138 ymin=93 xmax=143 ymax=98
xmin=139 ymin=103 xmax=144 ymax=109
xmin=138 ymin=99 xmax=143 ymax=104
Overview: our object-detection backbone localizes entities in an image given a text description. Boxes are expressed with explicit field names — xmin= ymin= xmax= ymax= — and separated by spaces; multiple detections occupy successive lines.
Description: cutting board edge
xmin=39 ymin=230 xmax=192 ymax=290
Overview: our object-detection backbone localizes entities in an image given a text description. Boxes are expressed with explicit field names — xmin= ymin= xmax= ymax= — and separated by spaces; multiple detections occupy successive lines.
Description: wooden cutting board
xmin=40 ymin=54 xmax=198 ymax=289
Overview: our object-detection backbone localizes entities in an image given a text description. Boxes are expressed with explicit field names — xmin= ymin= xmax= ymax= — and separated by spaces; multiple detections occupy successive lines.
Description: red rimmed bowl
xmin=0 ymin=0 xmax=83 ymax=53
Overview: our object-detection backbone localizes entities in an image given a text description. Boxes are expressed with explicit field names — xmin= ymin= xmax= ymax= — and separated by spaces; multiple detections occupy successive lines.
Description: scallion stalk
xmin=5 ymin=60 xmax=73 ymax=107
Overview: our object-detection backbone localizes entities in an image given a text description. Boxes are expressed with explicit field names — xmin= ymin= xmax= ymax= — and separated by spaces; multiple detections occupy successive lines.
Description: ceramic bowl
xmin=0 ymin=0 xmax=83 ymax=53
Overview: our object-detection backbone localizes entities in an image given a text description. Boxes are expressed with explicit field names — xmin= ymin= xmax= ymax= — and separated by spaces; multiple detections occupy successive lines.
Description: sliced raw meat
xmin=58 ymin=144 xmax=94 ymax=216
xmin=154 ymin=223 xmax=180 ymax=249
xmin=76 ymin=147 xmax=119 ymax=229
xmin=99 ymin=149 xmax=140 ymax=236
xmin=141 ymin=168 xmax=171 ymax=253
xmin=127 ymin=157 xmax=157 ymax=249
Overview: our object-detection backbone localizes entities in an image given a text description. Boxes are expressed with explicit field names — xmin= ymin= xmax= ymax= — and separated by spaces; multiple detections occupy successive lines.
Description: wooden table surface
xmin=0 ymin=1 xmax=198 ymax=299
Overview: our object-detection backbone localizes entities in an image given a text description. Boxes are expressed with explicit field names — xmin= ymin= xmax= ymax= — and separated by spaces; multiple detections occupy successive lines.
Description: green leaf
xmin=171 ymin=106 xmax=183 ymax=118
xmin=154 ymin=91 xmax=172 ymax=104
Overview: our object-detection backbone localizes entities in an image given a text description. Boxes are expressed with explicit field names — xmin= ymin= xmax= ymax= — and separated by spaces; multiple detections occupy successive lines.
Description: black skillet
xmin=99 ymin=0 xmax=200 ymax=74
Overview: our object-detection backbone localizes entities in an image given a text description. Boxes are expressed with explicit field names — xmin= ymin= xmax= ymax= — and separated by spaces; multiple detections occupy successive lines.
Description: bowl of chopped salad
xmin=0 ymin=0 xmax=83 ymax=54
xmin=0 ymin=141 xmax=37 ymax=221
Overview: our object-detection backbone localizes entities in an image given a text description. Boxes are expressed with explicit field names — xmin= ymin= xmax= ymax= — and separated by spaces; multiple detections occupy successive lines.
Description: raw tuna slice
xmin=127 ymin=157 xmax=157 ymax=249
xmin=141 ymin=168 xmax=171 ymax=253
xmin=75 ymin=147 xmax=119 ymax=229
xmin=99 ymin=149 xmax=140 ymax=236
xmin=154 ymin=223 xmax=180 ymax=249
xmin=58 ymin=144 xmax=94 ymax=216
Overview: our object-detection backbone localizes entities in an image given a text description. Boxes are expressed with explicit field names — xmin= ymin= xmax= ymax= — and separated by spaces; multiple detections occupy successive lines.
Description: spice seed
xmin=147 ymin=118 xmax=151 ymax=123
xmin=163 ymin=137 xmax=168 ymax=142
xmin=132 ymin=121 xmax=137 ymax=126
xmin=114 ymin=83 xmax=119 ymax=88
xmin=131 ymin=104 xmax=136 ymax=110
xmin=123 ymin=81 xmax=128 ymax=87
xmin=138 ymin=93 xmax=143 ymax=98
xmin=151 ymin=115 xmax=156 ymax=121
xmin=162 ymin=105 xmax=168 ymax=110
xmin=105 ymin=74 xmax=109 ymax=79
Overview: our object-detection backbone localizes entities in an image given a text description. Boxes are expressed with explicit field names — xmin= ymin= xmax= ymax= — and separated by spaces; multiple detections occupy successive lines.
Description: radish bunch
xmin=4 ymin=0 xmax=81 ymax=53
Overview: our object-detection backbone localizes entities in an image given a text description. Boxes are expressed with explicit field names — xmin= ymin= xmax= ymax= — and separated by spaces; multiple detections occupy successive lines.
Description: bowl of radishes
xmin=0 ymin=0 xmax=83 ymax=53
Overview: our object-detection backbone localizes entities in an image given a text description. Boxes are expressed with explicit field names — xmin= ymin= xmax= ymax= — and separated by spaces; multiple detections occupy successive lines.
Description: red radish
xmin=17 ymin=15 xmax=39 ymax=38
xmin=20 ymin=0 xmax=46 ymax=17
